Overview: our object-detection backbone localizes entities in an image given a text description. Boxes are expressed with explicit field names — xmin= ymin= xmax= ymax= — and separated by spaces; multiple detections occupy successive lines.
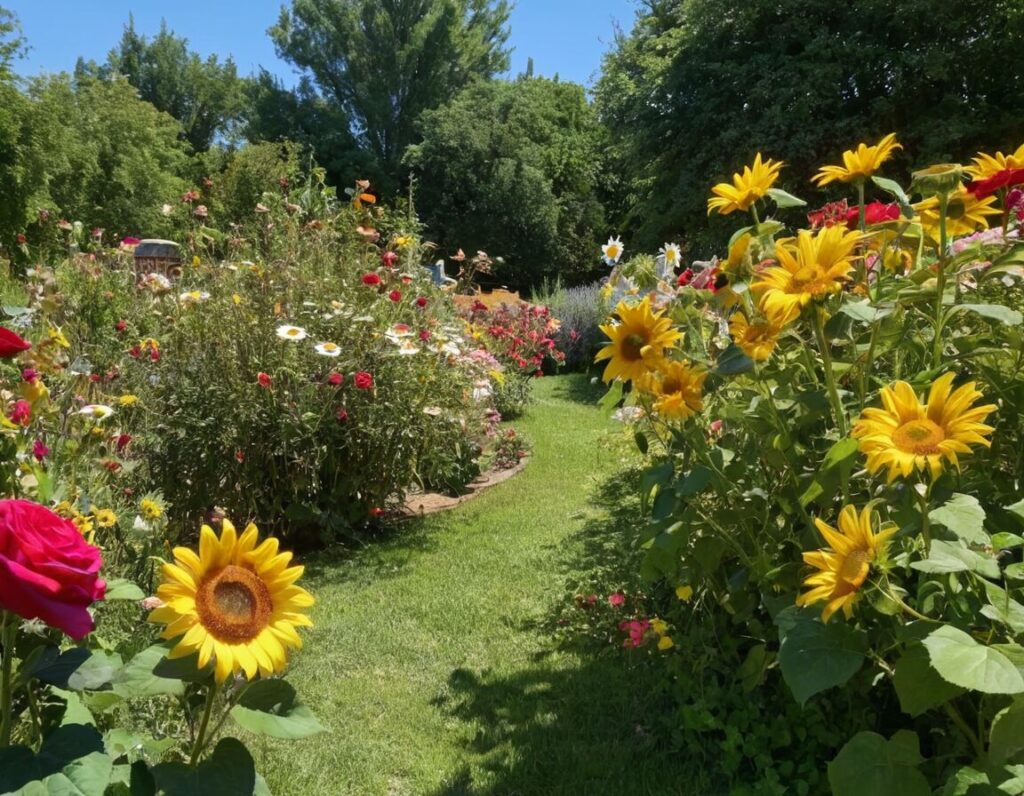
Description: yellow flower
xmin=19 ymin=378 xmax=49 ymax=406
xmin=728 ymin=307 xmax=795 ymax=362
xmin=853 ymin=373 xmax=996 ymax=482
xmin=595 ymin=297 xmax=682 ymax=383
xmin=707 ymin=153 xmax=784 ymax=215
xmin=118 ymin=394 xmax=139 ymax=407
xmin=965 ymin=143 xmax=1024 ymax=180
xmin=636 ymin=357 xmax=707 ymax=420
xmin=232 ymin=293 xmax=242 ymax=306
xmin=395 ymin=235 xmax=413 ymax=248
xmin=813 ymin=133 xmax=901 ymax=186
xmin=47 ymin=325 xmax=70 ymax=348
xmin=73 ymin=515 xmax=95 ymax=544
xmin=657 ymin=636 xmax=675 ymax=651
xmin=54 ymin=500 xmax=76 ymax=518
xmin=192 ymin=255 xmax=201 ymax=267
xmin=913 ymin=186 xmax=1000 ymax=241
xmin=676 ymin=585 xmax=693 ymax=601
xmin=148 ymin=519 xmax=314 ymax=682
xmin=752 ymin=226 xmax=861 ymax=318
xmin=94 ymin=508 xmax=118 ymax=528
xmin=719 ymin=233 xmax=752 ymax=279
xmin=650 ymin=618 xmax=668 ymax=636
xmin=796 ymin=505 xmax=895 ymax=622
xmin=140 ymin=498 xmax=164 ymax=520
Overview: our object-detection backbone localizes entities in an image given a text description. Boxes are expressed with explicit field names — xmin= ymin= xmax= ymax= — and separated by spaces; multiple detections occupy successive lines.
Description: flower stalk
xmin=0 ymin=611 xmax=15 ymax=748
xmin=812 ymin=306 xmax=847 ymax=437
xmin=189 ymin=681 xmax=219 ymax=766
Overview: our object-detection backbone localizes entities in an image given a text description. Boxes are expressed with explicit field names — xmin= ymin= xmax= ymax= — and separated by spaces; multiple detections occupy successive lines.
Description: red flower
xmin=381 ymin=251 xmax=398 ymax=268
xmin=968 ymin=168 xmax=1024 ymax=199
xmin=362 ymin=273 xmax=381 ymax=287
xmin=103 ymin=460 xmax=121 ymax=473
xmin=676 ymin=268 xmax=694 ymax=287
xmin=149 ymin=348 xmax=161 ymax=362
xmin=115 ymin=433 xmax=132 ymax=453
xmin=8 ymin=399 xmax=31 ymax=426
xmin=21 ymin=368 xmax=37 ymax=383
xmin=0 ymin=499 xmax=106 ymax=639
xmin=89 ymin=374 xmax=101 ymax=383
xmin=389 ymin=290 xmax=402 ymax=302
xmin=354 ymin=371 xmax=374 ymax=390
xmin=0 ymin=327 xmax=31 ymax=358
xmin=845 ymin=201 xmax=900 ymax=229
xmin=327 ymin=372 xmax=344 ymax=386
xmin=419 ymin=329 xmax=431 ymax=341
xmin=336 ymin=408 xmax=349 ymax=423
xmin=368 ymin=507 xmax=385 ymax=518
xmin=257 ymin=372 xmax=272 ymax=389
xmin=608 ymin=593 xmax=625 ymax=607
xmin=807 ymin=199 xmax=850 ymax=229
xmin=32 ymin=439 xmax=49 ymax=461
xmin=115 ymin=320 xmax=127 ymax=333
xmin=415 ymin=296 xmax=428 ymax=308
xmin=235 ymin=449 xmax=245 ymax=463
xmin=15 ymin=233 xmax=26 ymax=245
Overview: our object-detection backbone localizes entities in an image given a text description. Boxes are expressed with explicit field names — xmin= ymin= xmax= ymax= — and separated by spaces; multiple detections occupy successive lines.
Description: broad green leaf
xmin=151 ymin=738 xmax=255 ymax=796
xmin=633 ymin=430 xmax=648 ymax=455
xmin=929 ymin=494 xmax=987 ymax=544
xmin=30 ymin=648 xmax=91 ymax=689
xmin=766 ymin=187 xmax=806 ymax=208
xmin=778 ymin=613 xmax=866 ymax=705
xmin=871 ymin=176 xmax=911 ymax=205
xmin=715 ymin=343 xmax=754 ymax=376
xmin=828 ymin=730 xmax=930 ymax=796
xmin=923 ymin=625 xmax=1024 ymax=694
xmin=0 ymin=725 xmax=108 ymax=794
xmin=1006 ymin=563 xmax=1024 ymax=581
xmin=950 ymin=303 xmax=1023 ymax=326
xmin=598 ymin=380 xmax=623 ymax=417
xmin=892 ymin=643 xmax=964 ymax=717
xmin=821 ymin=438 xmax=859 ymax=470
xmin=676 ymin=466 xmax=712 ymax=497
xmin=839 ymin=299 xmax=894 ymax=325
xmin=112 ymin=646 xmax=185 ymax=698
xmin=66 ymin=651 xmax=122 ymax=692
xmin=910 ymin=540 xmax=999 ymax=579
xmin=1007 ymin=498 xmax=1024 ymax=522
xmin=981 ymin=580 xmax=1024 ymax=634
xmin=992 ymin=532 xmax=1024 ymax=550
xmin=53 ymin=688 xmax=96 ymax=727
xmin=103 ymin=579 xmax=145 ymax=601
xmin=230 ymin=701 xmax=326 ymax=740
xmin=990 ymin=696 xmax=1024 ymax=764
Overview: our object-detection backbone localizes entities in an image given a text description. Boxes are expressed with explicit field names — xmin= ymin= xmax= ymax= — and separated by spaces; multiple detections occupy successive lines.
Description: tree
xmin=406 ymin=77 xmax=607 ymax=288
xmin=0 ymin=6 xmax=37 ymax=250
xmin=270 ymin=0 xmax=512 ymax=184
xmin=596 ymin=0 xmax=1024 ymax=255
xmin=81 ymin=16 xmax=247 ymax=152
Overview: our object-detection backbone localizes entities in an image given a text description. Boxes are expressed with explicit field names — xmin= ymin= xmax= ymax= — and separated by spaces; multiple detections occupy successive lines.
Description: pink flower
xmin=8 ymin=399 xmax=31 ymax=426
xmin=21 ymin=368 xmax=38 ymax=384
xmin=115 ymin=320 xmax=127 ymax=333
xmin=32 ymin=439 xmax=49 ymax=461
xmin=140 ymin=596 xmax=164 ymax=611
xmin=327 ymin=372 xmax=344 ymax=387
xmin=257 ymin=372 xmax=272 ymax=389
xmin=608 ymin=593 xmax=625 ymax=607
xmin=709 ymin=419 xmax=724 ymax=435
xmin=0 ymin=499 xmax=105 ymax=639
xmin=336 ymin=408 xmax=349 ymax=423
xmin=381 ymin=251 xmax=398 ymax=268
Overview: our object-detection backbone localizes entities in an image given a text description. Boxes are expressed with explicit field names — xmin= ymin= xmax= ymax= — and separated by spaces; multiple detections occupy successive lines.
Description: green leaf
xmin=30 ymin=648 xmax=92 ymax=689
xmin=151 ymin=738 xmax=255 ymax=796
xmin=828 ymin=730 xmax=930 ymax=796
xmin=950 ymin=303 xmax=1024 ymax=326
xmin=676 ymin=466 xmax=713 ymax=498
xmin=766 ymin=188 xmax=806 ymax=208
xmin=0 ymin=725 xmax=109 ymax=794
xmin=992 ymin=532 xmax=1024 ymax=551
xmin=892 ymin=643 xmax=964 ymax=717
xmin=598 ymin=380 xmax=623 ymax=417
xmin=981 ymin=580 xmax=1024 ymax=634
xmin=633 ymin=430 xmax=648 ymax=455
xmin=112 ymin=646 xmax=185 ymax=698
xmin=871 ymin=176 xmax=912 ymax=205
xmin=103 ymin=579 xmax=145 ymax=601
xmin=839 ymin=299 xmax=894 ymax=325
xmin=715 ymin=343 xmax=755 ymax=376
xmin=929 ymin=494 xmax=987 ymax=544
xmin=66 ymin=652 xmax=122 ymax=692
xmin=778 ymin=612 xmax=866 ymax=705
xmin=821 ymin=438 xmax=859 ymax=470
xmin=231 ymin=681 xmax=326 ymax=741
xmin=910 ymin=540 xmax=1000 ymax=579
xmin=1007 ymin=498 xmax=1024 ymax=522
xmin=1007 ymin=563 xmax=1024 ymax=581
xmin=923 ymin=625 xmax=1024 ymax=694
xmin=990 ymin=696 xmax=1024 ymax=764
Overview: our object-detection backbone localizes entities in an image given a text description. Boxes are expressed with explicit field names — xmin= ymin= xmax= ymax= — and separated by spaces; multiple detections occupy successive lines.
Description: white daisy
xmin=276 ymin=325 xmax=307 ymax=341
xmin=602 ymin=235 xmax=625 ymax=266
xmin=656 ymin=243 xmax=682 ymax=279
xmin=315 ymin=341 xmax=342 ymax=357
xmin=78 ymin=404 xmax=115 ymax=421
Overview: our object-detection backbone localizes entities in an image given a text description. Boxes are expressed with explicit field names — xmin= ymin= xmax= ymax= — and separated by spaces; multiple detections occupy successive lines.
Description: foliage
xmin=408 ymin=77 xmax=607 ymax=288
xmin=596 ymin=0 xmax=1024 ymax=255
xmin=532 ymin=279 xmax=605 ymax=371
xmin=594 ymin=135 xmax=1024 ymax=791
xmin=271 ymin=0 xmax=512 ymax=184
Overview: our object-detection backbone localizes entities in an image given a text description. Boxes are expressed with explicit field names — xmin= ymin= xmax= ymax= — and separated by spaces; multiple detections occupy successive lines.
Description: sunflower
xmin=813 ymin=133 xmax=902 ymax=186
xmin=635 ymin=357 xmax=707 ymax=420
xmin=707 ymin=154 xmax=784 ymax=215
xmin=718 ymin=233 xmax=752 ymax=280
xmin=148 ymin=519 xmax=314 ymax=682
xmin=965 ymin=143 xmax=1024 ymax=180
xmin=595 ymin=297 xmax=682 ymax=383
xmin=796 ymin=505 xmax=895 ymax=622
xmin=751 ymin=226 xmax=861 ymax=318
xmin=728 ymin=307 xmax=795 ymax=362
xmin=852 ymin=372 xmax=996 ymax=482
xmin=913 ymin=186 xmax=1000 ymax=241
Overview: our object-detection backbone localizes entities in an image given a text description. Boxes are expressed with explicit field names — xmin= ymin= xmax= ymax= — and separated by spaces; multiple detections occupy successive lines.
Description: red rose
xmin=0 ymin=499 xmax=105 ymax=639
xmin=354 ymin=371 xmax=374 ymax=390
xmin=0 ymin=327 xmax=31 ymax=358
xmin=415 ymin=297 xmax=428 ymax=308
xmin=389 ymin=290 xmax=402 ymax=302
xmin=419 ymin=329 xmax=431 ymax=341
xmin=362 ymin=273 xmax=381 ymax=287
xmin=16 ymin=234 xmax=26 ymax=245
xmin=257 ymin=372 xmax=272 ymax=389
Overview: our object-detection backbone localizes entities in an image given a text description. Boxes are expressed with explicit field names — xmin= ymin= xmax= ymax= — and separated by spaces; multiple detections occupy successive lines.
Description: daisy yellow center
xmin=608 ymin=245 xmax=621 ymax=258
xmin=892 ymin=419 xmax=945 ymax=454
xmin=839 ymin=549 xmax=870 ymax=584
xmin=196 ymin=564 xmax=272 ymax=643
xmin=287 ymin=329 xmax=300 ymax=337
xmin=622 ymin=333 xmax=647 ymax=361
xmin=323 ymin=344 xmax=337 ymax=351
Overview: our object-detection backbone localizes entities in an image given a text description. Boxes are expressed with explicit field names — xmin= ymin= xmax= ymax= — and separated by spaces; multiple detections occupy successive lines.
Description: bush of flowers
xmin=531 ymin=280 xmax=606 ymax=373
xmin=594 ymin=138 xmax=1024 ymax=791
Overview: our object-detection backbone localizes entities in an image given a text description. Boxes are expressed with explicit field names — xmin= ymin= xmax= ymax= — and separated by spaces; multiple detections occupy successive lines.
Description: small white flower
xmin=612 ymin=406 xmax=646 ymax=424
xmin=78 ymin=404 xmax=114 ymax=421
xmin=656 ymin=243 xmax=682 ymax=279
xmin=602 ymin=235 xmax=624 ymax=266
xmin=315 ymin=341 xmax=341 ymax=357
xmin=141 ymin=272 xmax=172 ymax=293
xmin=397 ymin=342 xmax=420 ymax=356
xmin=276 ymin=325 xmax=307 ymax=341
xmin=161 ymin=203 xmax=173 ymax=216
xmin=179 ymin=290 xmax=210 ymax=305
xmin=19 ymin=618 xmax=48 ymax=637
xmin=423 ymin=406 xmax=443 ymax=417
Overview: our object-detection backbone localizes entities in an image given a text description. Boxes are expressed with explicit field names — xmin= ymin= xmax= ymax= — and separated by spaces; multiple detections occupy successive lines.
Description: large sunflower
xmin=707 ymin=154 xmax=784 ymax=216
xmin=965 ymin=143 xmax=1024 ymax=180
xmin=596 ymin=297 xmax=682 ymax=383
xmin=913 ymin=186 xmax=1000 ymax=241
xmin=797 ymin=505 xmax=895 ymax=622
xmin=852 ymin=372 xmax=996 ymax=482
xmin=635 ymin=358 xmax=707 ymax=420
xmin=752 ymin=226 xmax=861 ymax=318
xmin=728 ymin=306 xmax=795 ymax=362
xmin=149 ymin=519 xmax=314 ymax=682
xmin=813 ymin=133 xmax=902 ymax=186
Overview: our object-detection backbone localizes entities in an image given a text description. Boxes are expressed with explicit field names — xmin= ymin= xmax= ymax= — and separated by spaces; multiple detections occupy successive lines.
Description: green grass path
xmin=255 ymin=374 xmax=680 ymax=795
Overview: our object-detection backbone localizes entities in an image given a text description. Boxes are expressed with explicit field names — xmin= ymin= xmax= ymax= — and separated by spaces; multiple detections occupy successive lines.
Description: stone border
xmin=398 ymin=456 xmax=530 ymax=518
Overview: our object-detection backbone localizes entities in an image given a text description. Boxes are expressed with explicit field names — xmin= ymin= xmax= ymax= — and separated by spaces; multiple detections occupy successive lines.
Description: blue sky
xmin=7 ymin=0 xmax=636 ymax=88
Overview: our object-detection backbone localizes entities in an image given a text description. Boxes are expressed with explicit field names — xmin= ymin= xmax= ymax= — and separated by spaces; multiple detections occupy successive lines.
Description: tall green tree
xmin=80 ymin=16 xmax=246 ymax=152
xmin=0 ymin=6 xmax=35 ymax=249
xmin=596 ymin=0 xmax=1024 ymax=255
xmin=270 ymin=0 xmax=512 ymax=184
xmin=406 ymin=77 xmax=607 ymax=288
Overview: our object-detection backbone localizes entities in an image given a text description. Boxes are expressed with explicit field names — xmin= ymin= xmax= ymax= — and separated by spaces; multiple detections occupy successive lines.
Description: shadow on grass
xmin=544 ymin=371 xmax=607 ymax=407
xmin=428 ymin=467 xmax=701 ymax=796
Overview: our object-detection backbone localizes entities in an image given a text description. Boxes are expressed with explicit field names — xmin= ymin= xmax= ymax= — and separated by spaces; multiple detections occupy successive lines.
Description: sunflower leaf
xmin=923 ymin=625 xmax=1024 ymax=694
xmin=230 ymin=680 xmax=325 ymax=740
xmin=949 ymin=303 xmax=1023 ymax=326
xmin=871 ymin=176 xmax=912 ymax=206
xmin=778 ymin=612 xmax=866 ymax=705
xmin=892 ymin=643 xmax=964 ymax=717
xmin=112 ymin=645 xmax=186 ymax=698
xmin=103 ymin=578 xmax=145 ymax=601
xmin=910 ymin=540 xmax=999 ymax=578
xmin=152 ymin=738 xmax=255 ymax=796
xmin=766 ymin=188 xmax=806 ymax=208
xmin=928 ymin=494 xmax=988 ymax=545
xmin=990 ymin=696 xmax=1024 ymax=764
xmin=715 ymin=343 xmax=755 ymax=376
xmin=827 ymin=730 xmax=930 ymax=796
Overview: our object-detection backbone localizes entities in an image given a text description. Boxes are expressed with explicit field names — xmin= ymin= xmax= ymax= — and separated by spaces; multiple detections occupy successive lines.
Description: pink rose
xmin=0 ymin=499 xmax=106 ymax=639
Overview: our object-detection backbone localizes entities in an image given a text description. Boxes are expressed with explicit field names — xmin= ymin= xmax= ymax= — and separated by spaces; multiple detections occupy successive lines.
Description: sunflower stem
xmin=0 ymin=611 xmax=16 ymax=748
xmin=944 ymin=701 xmax=985 ymax=761
xmin=916 ymin=484 xmax=933 ymax=556
xmin=189 ymin=681 xmax=219 ymax=766
xmin=812 ymin=306 xmax=848 ymax=437
xmin=932 ymin=191 xmax=950 ymax=369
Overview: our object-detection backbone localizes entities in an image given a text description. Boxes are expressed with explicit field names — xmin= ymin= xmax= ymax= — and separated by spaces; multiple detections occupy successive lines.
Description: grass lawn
xmin=250 ymin=374 xmax=701 ymax=795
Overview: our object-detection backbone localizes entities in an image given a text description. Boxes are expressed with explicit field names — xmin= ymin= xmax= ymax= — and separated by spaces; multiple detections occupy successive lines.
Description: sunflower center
xmin=661 ymin=377 xmax=682 ymax=394
xmin=196 ymin=564 xmax=272 ymax=643
xmin=790 ymin=265 xmax=822 ymax=290
xmin=839 ymin=548 xmax=871 ymax=585
xmin=892 ymin=419 xmax=946 ymax=454
xmin=947 ymin=201 xmax=966 ymax=221
xmin=622 ymin=333 xmax=648 ymax=361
